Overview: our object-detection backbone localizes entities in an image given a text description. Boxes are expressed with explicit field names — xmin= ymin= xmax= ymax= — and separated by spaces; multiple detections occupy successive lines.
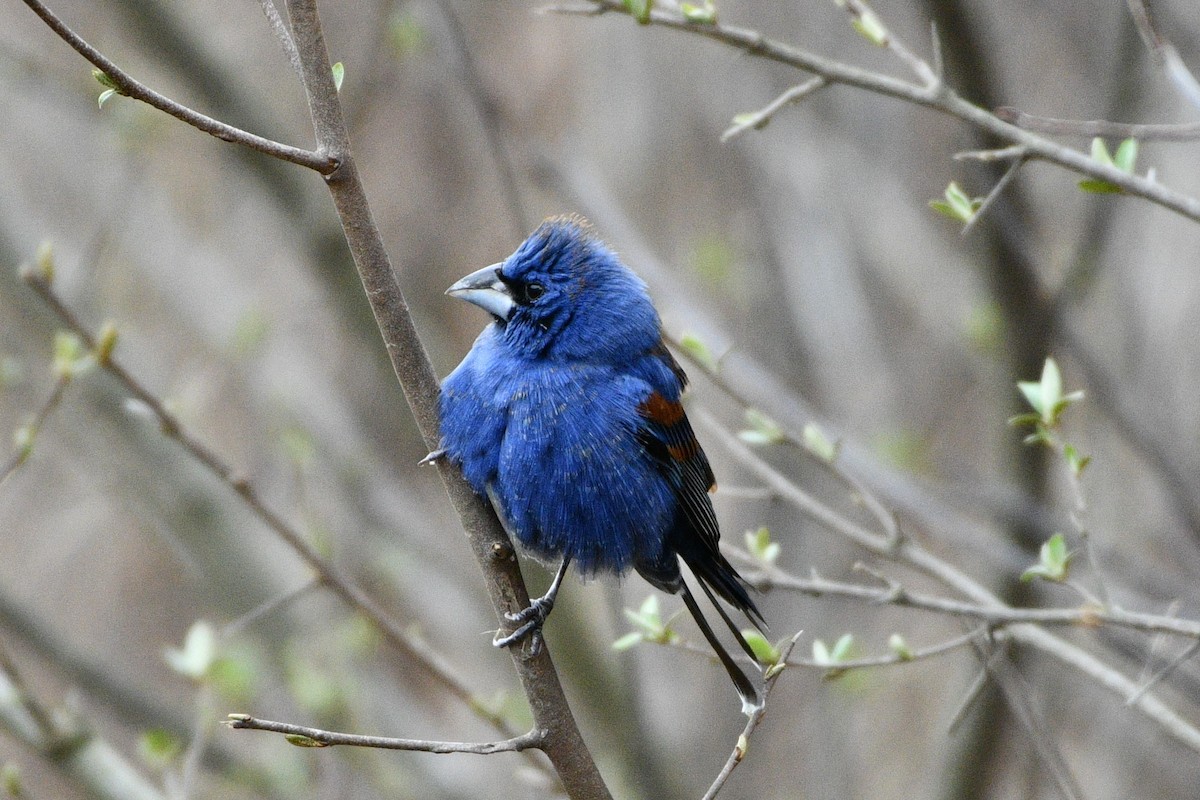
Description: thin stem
xmin=18 ymin=0 xmax=334 ymax=173
xmin=0 ymin=372 xmax=71 ymax=488
xmin=559 ymin=0 xmax=1200 ymax=223
xmin=227 ymin=715 xmax=545 ymax=754
xmin=995 ymin=108 xmax=1200 ymax=141
xmin=700 ymin=634 xmax=801 ymax=800
xmin=20 ymin=272 xmax=529 ymax=748
xmin=720 ymin=77 xmax=828 ymax=142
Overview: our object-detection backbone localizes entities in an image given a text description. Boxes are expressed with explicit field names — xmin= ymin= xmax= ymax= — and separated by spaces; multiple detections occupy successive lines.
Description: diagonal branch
xmin=560 ymin=0 xmax=1200 ymax=223
xmin=19 ymin=0 xmax=335 ymax=173
xmin=227 ymin=714 xmax=545 ymax=754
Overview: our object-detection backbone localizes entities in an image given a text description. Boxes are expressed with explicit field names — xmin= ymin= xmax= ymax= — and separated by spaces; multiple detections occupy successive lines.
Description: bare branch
xmin=994 ymin=107 xmax=1200 ymax=141
xmin=836 ymin=0 xmax=940 ymax=88
xmin=0 ymin=371 xmax=70 ymax=489
xmin=1126 ymin=0 xmax=1200 ymax=110
xmin=700 ymin=634 xmax=801 ymax=800
xmin=18 ymin=270 xmax=535 ymax=751
xmin=721 ymin=77 xmax=828 ymax=142
xmin=227 ymin=715 xmax=545 ymax=754
xmin=564 ymin=0 xmax=1200 ymax=223
xmin=960 ymin=153 xmax=1028 ymax=237
xmin=19 ymin=0 xmax=335 ymax=173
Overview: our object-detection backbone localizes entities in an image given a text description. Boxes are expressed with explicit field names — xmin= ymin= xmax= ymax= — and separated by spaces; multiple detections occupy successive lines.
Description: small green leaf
xmin=1064 ymin=444 xmax=1091 ymax=477
xmin=888 ymin=633 xmax=914 ymax=661
xmin=285 ymin=734 xmax=329 ymax=748
xmin=1020 ymin=532 xmax=1072 ymax=582
xmin=802 ymin=422 xmax=838 ymax=463
xmin=34 ymin=241 xmax=55 ymax=284
xmin=331 ymin=62 xmax=345 ymax=92
xmin=930 ymin=182 xmax=981 ymax=223
xmin=622 ymin=0 xmax=652 ymax=23
xmin=1113 ymin=138 xmax=1138 ymax=172
xmin=163 ymin=620 xmax=218 ymax=680
xmin=741 ymin=630 xmax=780 ymax=664
xmin=1090 ymin=137 xmax=1114 ymax=167
xmin=829 ymin=633 xmax=855 ymax=662
xmin=738 ymin=408 xmax=784 ymax=447
xmin=620 ymin=595 xmax=681 ymax=645
xmin=611 ymin=632 xmax=644 ymax=651
xmin=744 ymin=527 xmax=780 ymax=565
xmin=1 ymin=763 xmax=22 ymax=797
xmin=680 ymin=1 xmax=717 ymax=23
xmin=52 ymin=331 xmax=91 ymax=379
xmin=138 ymin=729 xmax=182 ymax=768
xmin=91 ymin=69 xmax=119 ymax=90
xmin=1078 ymin=179 xmax=1123 ymax=194
xmin=94 ymin=321 xmax=118 ymax=365
xmin=851 ymin=10 xmax=888 ymax=45
xmin=97 ymin=88 xmax=117 ymax=109
xmin=678 ymin=331 xmax=718 ymax=373
xmin=12 ymin=424 xmax=35 ymax=464
xmin=1017 ymin=357 xmax=1063 ymax=425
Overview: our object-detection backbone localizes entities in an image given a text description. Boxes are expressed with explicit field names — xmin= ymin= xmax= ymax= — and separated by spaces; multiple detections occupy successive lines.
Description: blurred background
xmin=3 ymin=0 xmax=1200 ymax=797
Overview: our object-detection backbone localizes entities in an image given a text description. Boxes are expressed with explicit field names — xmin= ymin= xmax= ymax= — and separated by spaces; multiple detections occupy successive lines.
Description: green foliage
xmin=1009 ymin=357 xmax=1084 ymax=439
xmin=1020 ymin=532 xmax=1072 ymax=583
xmin=331 ymin=62 xmax=345 ymax=92
xmin=744 ymin=526 xmax=780 ymax=566
xmin=850 ymin=9 xmax=888 ymax=45
xmin=738 ymin=408 xmax=784 ymax=446
xmin=164 ymin=620 xmax=218 ymax=681
xmin=138 ymin=729 xmax=183 ymax=768
xmin=388 ymin=9 xmax=427 ymax=58
xmin=92 ymin=69 xmax=122 ymax=109
xmin=802 ymin=421 xmax=838 ymax=463
xmin=677 ymin=331 xmax=718 ymax=373
xmin=613 ymin=595 xmax=681 ymax=650
xmin=887 ymin=633 xmax=914 ymax=661
xmin=681 ymin=1 xmax=717 ymax=24
xmin=1 ymin=762 xmax=22 ymax=797
xmin=812 ymin=633 xmax=856 ymax=678
xmin=34 ymin=241 xmax=55 ymax=283
xmin=52 ymin=331 xmax=90 ymax=379
xmin=623 ymin=0 xmax=653 ymax=24
xmin=1078 ymin=137 xmax=1138 ymax=193
xmin=741 ymin=629 xmax=781 ymax=664
xmin=930 ymin=181 xmax=981 ymax=223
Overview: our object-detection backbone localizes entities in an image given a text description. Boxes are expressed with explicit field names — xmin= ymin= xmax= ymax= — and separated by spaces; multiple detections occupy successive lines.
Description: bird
xmin=436 ymin=215 xmax=764 ymax=711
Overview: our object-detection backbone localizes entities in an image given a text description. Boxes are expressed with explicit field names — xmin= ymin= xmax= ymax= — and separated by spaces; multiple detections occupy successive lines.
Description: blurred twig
xmin=18 ymin=269 xmax=537 ymax=755
xmin=19 ymin=0 xmax=335 ymax=173
xmin=553 ymin=0 xmax=1200 ymax=223
xmin=227 ymin=714 xmax=544 ymax=753
xmin=0 ymin=649 xmax=165 ymax=800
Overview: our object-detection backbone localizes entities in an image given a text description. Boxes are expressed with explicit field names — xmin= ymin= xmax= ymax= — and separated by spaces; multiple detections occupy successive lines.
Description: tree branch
xmin=226 ymin=714 xmax=545 ymax=754
xmin=18 ymin=0 xmax=335 ymax=173
xmin=282 ymin=1 xmax=610 ymax=796
xmin=559 ymin=0 xmax=1200 ymax=223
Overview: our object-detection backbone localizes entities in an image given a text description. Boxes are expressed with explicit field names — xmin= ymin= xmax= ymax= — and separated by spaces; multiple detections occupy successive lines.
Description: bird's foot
xmin=492 ymin=594 xmax=555 ymax=653
xmin=418 ymin=448 xmax=446 ymax=466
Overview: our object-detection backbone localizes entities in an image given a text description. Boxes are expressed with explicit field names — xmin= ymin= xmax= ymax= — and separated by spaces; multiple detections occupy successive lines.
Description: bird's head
xmin=447 ymin=216 xmax=660 ymax=362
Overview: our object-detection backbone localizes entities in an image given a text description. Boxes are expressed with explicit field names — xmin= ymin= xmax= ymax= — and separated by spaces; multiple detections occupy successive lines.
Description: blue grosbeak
xmin=438 ymin=216 xmax=763 ymax=710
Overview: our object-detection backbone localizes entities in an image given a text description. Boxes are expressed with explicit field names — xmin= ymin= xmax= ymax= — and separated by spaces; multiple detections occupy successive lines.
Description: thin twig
xmin=994 ymin=108 xmax=1200 ymax=142
xmin=700 ymin=633 xmax=801 ymax=800
xmin=557 ymin=0 xmax=1200 ymax=222
xmin=19 ymin=271 xmax=531 ymax=747
xmin=258 ymin=0 xmax=304 ymax=79
xmin=749 ymin=565 xmax=1200 ymax=639
xmin=960 ymin=153 xmax=1027 ymax=237
xmin=1127 ymin=640 xmax=1200 ymax=706
xmin=837 ymin=0 xmax=940 ymax=88
xmin=0 ymin=373 xmax=71 ymax=488
xmin=18 ymin=0 xmax=334 ymax=173
xmin=226 ymin=714 xmax=545 ymax=754
xmin=720 ymin=77 xmax=829 ymax=142
xmin=1126 ymin=0 xmax=1200 ymax=110
xmin=698 ymin=412 xmax=1200 ymax=751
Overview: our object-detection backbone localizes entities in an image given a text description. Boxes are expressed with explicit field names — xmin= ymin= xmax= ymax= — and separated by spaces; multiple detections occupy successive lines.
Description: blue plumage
xmin=438 ymin=216 xmax=763 ymax=709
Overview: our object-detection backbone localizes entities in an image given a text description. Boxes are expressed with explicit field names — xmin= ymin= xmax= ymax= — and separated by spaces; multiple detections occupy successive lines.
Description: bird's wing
xmin=634 ymin=347 xmax=722 ymax=557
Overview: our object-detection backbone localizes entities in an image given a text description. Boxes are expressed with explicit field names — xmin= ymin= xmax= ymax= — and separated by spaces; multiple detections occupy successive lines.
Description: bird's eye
xmin=523 ymin=282 xmax=545 ymax=303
